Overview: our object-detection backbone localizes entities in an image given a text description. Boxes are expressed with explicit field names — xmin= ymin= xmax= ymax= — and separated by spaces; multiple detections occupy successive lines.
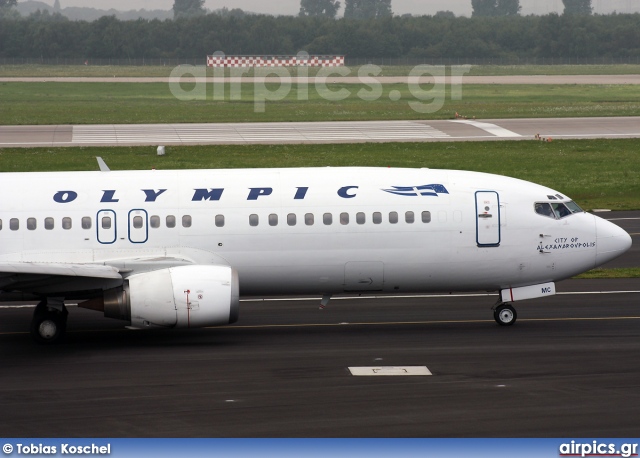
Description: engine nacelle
xmin=99 ymin=265 xmax=239 ymax=329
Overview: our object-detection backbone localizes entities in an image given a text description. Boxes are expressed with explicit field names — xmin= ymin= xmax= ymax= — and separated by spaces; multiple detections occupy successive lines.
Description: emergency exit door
xmin=475 ymin=191 xmax=501 ymax=247
xmin=97 ymin=210 xmax=117 ymax=244
xmin=128 ymin=209 xmax=149 ymax=244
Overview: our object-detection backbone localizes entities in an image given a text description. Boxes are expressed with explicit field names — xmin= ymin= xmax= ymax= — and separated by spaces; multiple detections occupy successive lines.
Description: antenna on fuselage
xmin=96 ymin=157 xmax=110 ymax=172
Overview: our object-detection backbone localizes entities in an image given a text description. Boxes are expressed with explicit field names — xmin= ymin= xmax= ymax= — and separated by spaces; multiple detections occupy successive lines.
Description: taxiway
xmin=1 ymin=117 xmax=639 ymax=148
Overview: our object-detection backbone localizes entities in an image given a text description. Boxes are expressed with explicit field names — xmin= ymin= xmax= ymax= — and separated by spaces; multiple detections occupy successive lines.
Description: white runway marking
xmin=72 ymin=121 xmax=451 ymax=144
xmin=348 ymin=366 xmax=432 ymax=376
xmin=451 ymin=120 xmax=522 ymax=137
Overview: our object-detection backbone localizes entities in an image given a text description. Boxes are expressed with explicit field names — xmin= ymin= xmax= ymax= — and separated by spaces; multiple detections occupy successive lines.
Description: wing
xmin=0 ymin=262 xmax=122 ymax=279
xmin=0 ymin=262 xmax=123 ymax=299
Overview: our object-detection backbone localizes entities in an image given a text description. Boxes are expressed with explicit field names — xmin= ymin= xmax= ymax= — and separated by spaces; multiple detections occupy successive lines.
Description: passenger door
xmin=475 ymin=191 xmax=501 ymax=247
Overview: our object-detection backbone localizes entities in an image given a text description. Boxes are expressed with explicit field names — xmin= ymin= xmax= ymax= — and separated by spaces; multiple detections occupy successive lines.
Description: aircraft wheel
xmin=30 ymin=302 xmax=68 ymax=344
xmin=494 ymin=304 xmax=517 ymax=326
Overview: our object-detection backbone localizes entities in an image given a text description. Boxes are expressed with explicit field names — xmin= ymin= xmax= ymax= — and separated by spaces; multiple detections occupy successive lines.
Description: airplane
xmin=0 ymin=164 xmax=632 ymax=344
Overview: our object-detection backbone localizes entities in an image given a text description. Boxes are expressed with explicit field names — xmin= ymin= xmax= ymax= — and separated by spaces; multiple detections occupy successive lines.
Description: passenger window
xmin=287 ymin=214 xmax=296 ymax=226
xmin=166 ymin=215 xmax=176 ymax=228
xmin=10 ymin=218 xmax=18 ymax=231
xmin=249 ymin=214 xmax=259 ymax=227
xmin=373 ymin=212 xmax=382 ymax=224
xmin=27 ymin=218 xmax=37 ymax=230
xmin=535 ymin=203 xmax=555 ymax=219
xmin=340 ymin=213 xmax=349 ymax=225
xmin=182 ymin=215 xmax=192 ymax=228
xmin=215 ymin=215 xmax=225 ymax=228
xmin=389 ymin=212 xmax=398 ymax=224
xmin=82 ymin=217 xmax=92 ymax=229
xmin=62 ymin=217 xmax=72 ymax=230
xmin=422 ymin=211 xmax=431 ymax=223
xmin=133 ymin=216 xmax=144 ymax=229
xmin=269 ymin=214 xmax=278 ymax=227
xmin=356 ymin=212 xmax=365 ymax=225
xmin=405 ymin=211 xmax=415 ymax=224
xmin=45 ymin=218 xmax=55 ymax=230
xmin=150 ymin=216 xmax=160 ymax=228
xmin=102 ymin=217 xmax=112 ymax=229
xmin=323 ymin=213 xmax=332 ymax=225
xmin=305 ymin=213 xmax=314 ymax=226
xmin=0 ymin=219 xmax=2 ymax=230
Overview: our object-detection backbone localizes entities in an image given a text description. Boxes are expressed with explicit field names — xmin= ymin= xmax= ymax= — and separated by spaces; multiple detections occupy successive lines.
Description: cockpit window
xmin=535 ymin=203 xmax=555 ymax=219
xmin=535 ymin=201 xmax=584 ymax=220
xmin=565 ymin=201 xmax=584 ymax=213
xmin=551 ymin=203 xmax=572 ymax=219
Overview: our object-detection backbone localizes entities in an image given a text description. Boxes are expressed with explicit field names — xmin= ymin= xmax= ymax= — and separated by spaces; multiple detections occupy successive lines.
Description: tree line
xmin=175 ymin=0 xmax=593 ymax=19
xmin=0 ymin=2 xmax=637 ymax=60
xmin=470 ymin=0 xmax=592 ymax=17
xmin=0 ymin=0 xmax=599 ymax=20
xmin=175 ymin=0 xmax=392 ymax=20
xmin=297 ymin=0 xmax=593 ymax=18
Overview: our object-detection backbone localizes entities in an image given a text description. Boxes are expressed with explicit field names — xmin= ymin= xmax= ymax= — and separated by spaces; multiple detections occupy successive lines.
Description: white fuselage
xmin=0 ymin=167 xmax=631 ymax=298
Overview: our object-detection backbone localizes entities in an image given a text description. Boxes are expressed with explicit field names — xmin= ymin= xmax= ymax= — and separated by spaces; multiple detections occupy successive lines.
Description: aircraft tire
xmin=30 ymin=302 xmax=68 ymax=344
xmin=494 ymin=304 xmax=517 ymax=326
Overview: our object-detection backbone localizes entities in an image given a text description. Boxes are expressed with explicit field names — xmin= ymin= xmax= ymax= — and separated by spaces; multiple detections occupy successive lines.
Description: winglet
xmin=96 ymin=157 xmax=110 ymax=172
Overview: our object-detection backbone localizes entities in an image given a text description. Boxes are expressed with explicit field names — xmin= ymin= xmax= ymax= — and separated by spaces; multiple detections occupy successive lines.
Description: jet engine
xmin=81 ymin=265 xmax=239 ymax=329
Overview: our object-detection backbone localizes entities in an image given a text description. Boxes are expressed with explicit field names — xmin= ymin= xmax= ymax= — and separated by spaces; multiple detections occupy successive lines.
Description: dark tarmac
xmin=0 ymin=214 xmax=638 ymax=438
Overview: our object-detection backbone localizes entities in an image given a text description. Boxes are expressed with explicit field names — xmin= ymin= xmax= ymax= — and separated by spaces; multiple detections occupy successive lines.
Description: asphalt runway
xmin=0 ymin=214 xmax=637 ymax=438
xmin=0 ymin=281 xmax=639 ymax=438
xmin=2 ymin=117 xmax=640 ymax=147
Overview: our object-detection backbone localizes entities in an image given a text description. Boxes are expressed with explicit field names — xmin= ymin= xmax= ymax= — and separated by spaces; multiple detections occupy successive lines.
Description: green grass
xmin=2 ymin=82 xmax=640 ymax=125
xmin=370 ymin=64 xmax=640 ymax=77
xmin=1 ymin=64 xmax=640 ymax=78
xmin=1 ymin=139 xmax=639 ymax=210
xmin=464 ymin=64 xmax=640 ymax=76
xmin=0 ymin=64 xmax=177 ymax=77
xmin=573 ymin=268 xmax=640 ymax=279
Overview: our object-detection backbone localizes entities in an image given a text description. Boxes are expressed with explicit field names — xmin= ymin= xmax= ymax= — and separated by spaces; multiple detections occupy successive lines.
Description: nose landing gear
xmin=493 ymin=303 xmax=517 ymax=326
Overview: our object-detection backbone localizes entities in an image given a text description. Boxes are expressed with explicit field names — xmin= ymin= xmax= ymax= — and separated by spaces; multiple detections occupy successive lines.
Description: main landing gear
xmin=30 ymin=299 xmax=68 ymax=344
xmin=493 ymin=303 xmax=517 ymax=326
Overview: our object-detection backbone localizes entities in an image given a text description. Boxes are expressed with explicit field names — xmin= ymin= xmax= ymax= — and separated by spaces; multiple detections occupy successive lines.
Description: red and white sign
xmin=207 ymin=55 xmax=345 ymax=68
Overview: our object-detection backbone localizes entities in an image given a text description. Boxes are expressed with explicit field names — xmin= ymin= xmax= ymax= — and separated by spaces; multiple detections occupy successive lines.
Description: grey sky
xmin=30 ymin=0 xmax=640 ymax=16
